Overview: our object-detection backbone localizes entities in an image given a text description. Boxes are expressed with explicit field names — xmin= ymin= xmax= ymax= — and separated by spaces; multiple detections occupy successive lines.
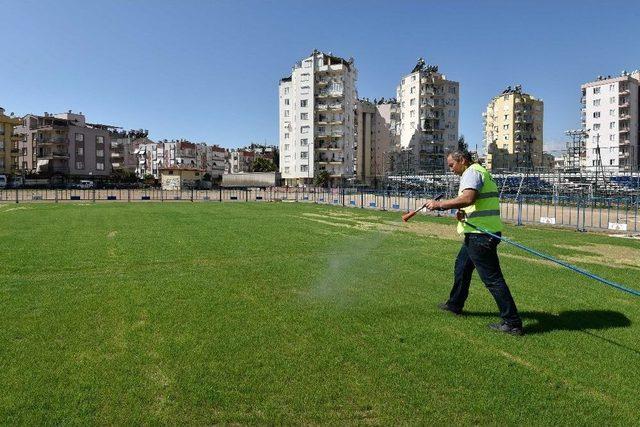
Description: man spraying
xmin=424 ymin=150 xmax=524 ymax=336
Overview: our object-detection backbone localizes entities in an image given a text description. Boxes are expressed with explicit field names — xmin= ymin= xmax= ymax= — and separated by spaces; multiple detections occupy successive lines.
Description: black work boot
xmin=488 ymin=322 xmax=524 ymax=336
xmin=438 ymin=302 xmax=462 ymax=316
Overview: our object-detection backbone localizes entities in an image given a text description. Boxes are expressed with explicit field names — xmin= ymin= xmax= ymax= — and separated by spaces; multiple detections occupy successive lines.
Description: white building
xmin=279 ymin=50 xmax=357 ymax=186
xmin=581 ymin=71 xmax=640 ymax=172
xmin=396 ymin=58 xmax=459 ymax=172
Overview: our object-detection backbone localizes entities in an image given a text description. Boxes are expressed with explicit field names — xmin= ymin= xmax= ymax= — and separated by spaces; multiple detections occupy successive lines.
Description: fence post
xmin=55 ymin=189 xmax=58 ymax=203
xmin=245 ymin=188 xmax=249 ymax=202
xmin=92 ymin=188 xmax=96 ymax=203
xmin=15 ymin=188 xmax=18 ymax=204
xmin=360 ymin=188 xmax=364 ymax=208
xmin=516 ymin=196 xmax=523 ymax=226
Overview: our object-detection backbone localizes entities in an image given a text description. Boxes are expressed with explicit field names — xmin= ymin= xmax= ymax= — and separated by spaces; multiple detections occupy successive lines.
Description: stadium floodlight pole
xmin=464 ymin=220 xmax=640 ymax=298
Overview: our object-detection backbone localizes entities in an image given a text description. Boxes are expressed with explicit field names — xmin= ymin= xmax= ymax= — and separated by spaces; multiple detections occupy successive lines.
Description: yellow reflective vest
xmin=457 ymin=163 xmax=503 ymax=234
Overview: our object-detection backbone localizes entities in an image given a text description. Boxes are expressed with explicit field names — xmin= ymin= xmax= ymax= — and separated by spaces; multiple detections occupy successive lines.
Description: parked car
xmin=77 ymin=180 xmax=95 ymax=189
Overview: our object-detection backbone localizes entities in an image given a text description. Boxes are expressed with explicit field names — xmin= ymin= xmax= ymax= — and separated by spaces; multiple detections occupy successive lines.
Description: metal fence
xmin=1 ymin=187 xmax=638 ymax=233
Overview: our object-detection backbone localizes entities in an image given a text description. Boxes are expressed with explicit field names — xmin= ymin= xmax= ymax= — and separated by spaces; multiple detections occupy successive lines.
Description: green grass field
xmin=1 ymin=201 xmax=639 ymax=424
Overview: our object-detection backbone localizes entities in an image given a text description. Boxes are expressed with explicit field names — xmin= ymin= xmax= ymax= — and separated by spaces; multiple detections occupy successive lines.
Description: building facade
xmin=355 ymin=99 xmax=399 ymax=184
xmin=483 ymin=85 xmax=544 ymax=171
xmin=0 ymin=108 xmax=21 ymax=175
xmin=396 ymin=58 xmax=459 ymax=173
xmin=581 ymin=71 xmax=640 ymax=172
xmin=15 ymin=111 xmax=114 ymax=178
xmin=279 ymin=50 xmax=357 ymax=186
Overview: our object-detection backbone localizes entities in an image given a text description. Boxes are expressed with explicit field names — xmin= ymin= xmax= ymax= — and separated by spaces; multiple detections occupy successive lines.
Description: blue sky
xmin=3 ymin=0 xmax=640 ymax=153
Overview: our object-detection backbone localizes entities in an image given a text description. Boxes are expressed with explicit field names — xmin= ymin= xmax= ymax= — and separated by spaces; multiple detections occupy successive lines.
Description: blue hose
xmin=464 ymin=221 xmax=640 ymax=298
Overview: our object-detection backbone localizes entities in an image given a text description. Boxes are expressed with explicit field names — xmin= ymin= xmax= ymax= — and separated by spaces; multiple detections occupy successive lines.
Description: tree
xmin=314 ymin=170 xmax=330 ymax=188
xmin=457 ymin=135 xmax=468 ymax=152
xmin=250 ymin=157 xmax=276 ymax=172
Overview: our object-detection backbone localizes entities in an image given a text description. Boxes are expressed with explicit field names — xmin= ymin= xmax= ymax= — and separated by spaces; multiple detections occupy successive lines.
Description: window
xmin=300 ymin=151 xmax=308 ymax=159
xmin=412 ymin=75 xmax=416 ymax=81
xmin=0 ymin=124 xmax=4 ymax=135
xmin=76 ymin=146 xmax=84 ymax=156
xmin=96 ymin=162 xmax=104 ymax=170
xmin=96 ymin=149 xmax=104 ymax=157
xmin=284 ymin=99 xmax=290 ymax=105
xmin=76 ymin=161 xmax=84 ymax=169
xmin=301 ymin=86 xmax=310 ymax=95
xmin=593 ymin=87 xmax=600 ymax=94
xmin=610 ymin=159 xmax=615 ymax=166
xmin=303 ymin=60 xmax=311 ymax=68
xmin=504 ymin=114 xmax=508 ymax=120
xmin=593 ymin=112 xmax=600 ymax=118
xmin=410 ymin=98 xmax=415 ymax=106
xmin=609 ymin=84 xmax=615 ymax=91
xmin=284 ymin=133 xmax=289 ymax=139
xmin=410 ymin=110 xmax=415 ymax=118
xmin=301 ymin=73 xmax=310 ymax=82
xmin=300 ymin=113 xmax=308 ymax=120
xmin=449 ymin=86 xmax=456 ymax=94
xmin=593 ymin=123 xmax=601 ymax=130
xmin=610 ymin=122 xmax=615 ymax=129
xmin=610 ymin=135 xmax=615 ymax=141
xmin=610 ymin=97 xmax=616 ymax=103
xmin=96 ymin=136 xmax=104 ymax=145
xmin=503 ymin=124 xmax=509 ymax=130
xmin=504 ymin=135 xmax=509 ymax=140
xmin=300 ymin=138 xmax=308 ymax=146
xmin=300 ymin=126 xmax=309 ymax=134
xmin=593 ymin=99 xmax=600 ymax=106
xmin=284 ymin=87 xmax=289 ymax=94
xmin=284 ymin=144 xmax=290 ymax=150
xmin=300 ymin=165 xmax=308 ymax=172
xmin=75 ymin=133 xmax=84 ymax=142
xmin=300 ymin=99 xmax=308 ymax=107
xmin=609 ymin=109 xmax=615 ymax=116
xmin=284 ymin=166 xmax=290 ymax=173
xmin=410 ymin=122 xmax=415 ymax=128
xmin=284 ymin=110 xmax=290 ymax=117
xmin=410 ymin=87 xmax=415 ymax=94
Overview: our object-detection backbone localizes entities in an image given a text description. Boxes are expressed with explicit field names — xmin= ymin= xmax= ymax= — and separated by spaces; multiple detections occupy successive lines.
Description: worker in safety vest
xmin=424 ymin=150 xmax=523 ymax=336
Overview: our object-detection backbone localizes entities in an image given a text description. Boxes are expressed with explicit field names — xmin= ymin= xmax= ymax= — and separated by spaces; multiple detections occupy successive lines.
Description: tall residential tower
xmin=483 ymin=85 xmax=544 ymax=171
xmin=581 ymin=71 xmax=640 ymax=172
xmin=279 ymin=50 xmax=357 ymax=186
xmin=396 ymin=58 xmax=459 ymax=173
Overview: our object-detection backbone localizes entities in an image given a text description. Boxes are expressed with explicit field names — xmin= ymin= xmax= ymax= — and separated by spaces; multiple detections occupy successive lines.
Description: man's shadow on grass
xmin=464 ymin=310 xmax=630 ymax=335
xmin=466 ymin=309 xmax=639 ymax=355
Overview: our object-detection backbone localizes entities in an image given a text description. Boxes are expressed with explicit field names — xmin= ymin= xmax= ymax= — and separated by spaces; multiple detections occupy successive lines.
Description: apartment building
xmin=15 ymin=111 xmax=114 ymax=178
xmin=0 ymin=108 xmax=21 ymax=175
xmin=196 ymin=143 xmax=227 ymax=179
xmin=483 ymin=85 xmax=544 ymax=171
xmin=109 ymin=129 xmax=151 ymax=174
xmin=581 ymin=71 xmax=640 ymax=172
xmin=355 ymin=99 xmax=399 ymax=184
xmin=396 ymin=58 xmax=459 ymax=173
xmin=229 ymin=145 xmax=276 ymax=174
xmin=279 ymin=50 xmax=357 ymax=186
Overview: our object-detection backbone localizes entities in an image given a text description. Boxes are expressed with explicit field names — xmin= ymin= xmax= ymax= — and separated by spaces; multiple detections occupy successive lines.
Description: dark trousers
xmin=448 ymin=232 xmax=522 ymax=327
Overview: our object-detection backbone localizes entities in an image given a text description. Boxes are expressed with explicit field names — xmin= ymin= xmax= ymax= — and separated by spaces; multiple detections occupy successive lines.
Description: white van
xmin=0 ymin=175 xmax=7 ymax=189
xmin=78 ymin=180 xmax=94 ymax=189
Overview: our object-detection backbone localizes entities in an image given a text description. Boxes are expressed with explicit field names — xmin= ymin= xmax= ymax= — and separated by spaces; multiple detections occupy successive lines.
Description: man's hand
xmin=456 ymin=209 xmax=467 ymax=222
xmin=424 ymin=199 xmax=442 ymax=211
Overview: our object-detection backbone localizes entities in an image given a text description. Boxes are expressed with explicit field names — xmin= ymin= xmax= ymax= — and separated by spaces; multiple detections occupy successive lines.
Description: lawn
xmin=0 ymin=201 xmax=638 ymax=424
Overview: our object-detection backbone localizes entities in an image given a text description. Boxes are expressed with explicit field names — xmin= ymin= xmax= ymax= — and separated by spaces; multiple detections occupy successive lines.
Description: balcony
xmin=619 ymin=127 xmax=630 ymax=133
xmin=39 ymin=151 xmax=70 ymax=159
xmin=619 ymin=88 xmax=630 ymax=95
xmin=328 ymin=103 xmax=343 ymax=110
xmin=619 ymin=100 xmax=629 ymax=108
xmin=619 ymin=139 xmax=630 ymax=145
xmin=619 ymin=151 xmax=630 ymax=158
xmin=317 ymin=104 xmax=328 ymax=111
xmin=316 ymin=78 xmax=330 ymax=86
xmin=317 ymin=90 xmax=343 ymax=98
